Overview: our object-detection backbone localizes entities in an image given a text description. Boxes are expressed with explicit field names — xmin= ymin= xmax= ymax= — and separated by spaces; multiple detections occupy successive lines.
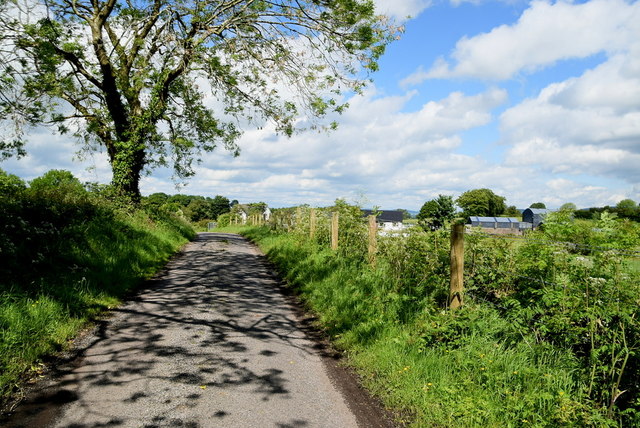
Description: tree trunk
xmin=110 ymin=140 xmax=145 ymax=204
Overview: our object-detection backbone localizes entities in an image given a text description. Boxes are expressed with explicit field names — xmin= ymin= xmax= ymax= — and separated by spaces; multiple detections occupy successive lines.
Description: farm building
xmin=362 ymin=210 xmax=404 ymax=232
xmin=522 ymin=208 xmax=550 ymax=228
xmin=467 ymin=216 xmax=532 ymax=234
xmin=468 ymin=216 xmax=521 ymax=229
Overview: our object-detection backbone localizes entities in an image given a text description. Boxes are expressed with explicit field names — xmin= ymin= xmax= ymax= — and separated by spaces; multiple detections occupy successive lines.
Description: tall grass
xmin=0 ymin=169 xmax=194 ymax=402
xmin=241 ymin=211 xmax=640 ymax=427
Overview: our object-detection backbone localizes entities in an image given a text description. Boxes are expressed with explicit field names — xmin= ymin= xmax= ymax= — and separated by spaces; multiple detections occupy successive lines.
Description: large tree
xmin=529 ymin=202 xmax=546 ymax=209
xmin=456 ymin=188 xmax=506 ymax=217
xmin=616 ymin=199 xmax=637 ymax=219
xmin=209 ymin=195 xmax=230 ymax=219
xmin=559 ymin=202 xmax=577 ymax=212
xmin=417 ymin=194 xmax=455 ymax=231
xmin=0 ymin=0 xmax=396 ymax=201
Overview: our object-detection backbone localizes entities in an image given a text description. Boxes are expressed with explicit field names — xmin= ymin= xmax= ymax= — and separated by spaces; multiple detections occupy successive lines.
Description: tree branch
xmin=89 ymin=4 xmax=129 ymax=139
xmin=126 ymin=0 xmax=163 ymax=71
xmin=52 ymin=45 xmax=104 ymax=90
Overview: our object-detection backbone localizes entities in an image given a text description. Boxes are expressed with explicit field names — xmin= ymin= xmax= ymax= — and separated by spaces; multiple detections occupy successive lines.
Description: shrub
xmin=217 ymin=212 xmax=231 ymax=227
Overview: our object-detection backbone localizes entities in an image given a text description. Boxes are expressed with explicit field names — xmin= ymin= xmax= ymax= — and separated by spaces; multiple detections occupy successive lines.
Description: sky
xmin=2 ymin=0 xmax=639 ymax=210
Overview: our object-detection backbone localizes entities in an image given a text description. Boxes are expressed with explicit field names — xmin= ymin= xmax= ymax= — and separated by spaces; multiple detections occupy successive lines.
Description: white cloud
xmin=0 ymin=128 xmax=112 ymax=184
xmin=374 ymin=0 xmax=432 ymax=20
xmin=167 ymin=86 xmax=507 ymax=208
xmin=405 ymin=0 xmax=640 ymax=82
xmin=501 ymin=44 xmax=640 ymax=183
xmin=541 ymin=179 xmax=624 ymax=208
xmin=505 ymin=139 xmax=640 ymax=178
xmin=3 ymin=0 xmax=637 ymax=211
xmin=3 ymin=81 xmax=632 ymax=209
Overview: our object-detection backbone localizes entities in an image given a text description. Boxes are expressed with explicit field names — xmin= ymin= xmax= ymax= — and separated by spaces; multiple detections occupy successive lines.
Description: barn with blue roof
xmin=522 ymin=208 xmax=551 ymax=228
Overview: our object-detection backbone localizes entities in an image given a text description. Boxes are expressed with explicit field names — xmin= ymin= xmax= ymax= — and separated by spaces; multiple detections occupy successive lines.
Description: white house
xmin=361 ymin=210 xmax=405 ymax=232
xmin=233 ymin=204 xmax=270 ymax=224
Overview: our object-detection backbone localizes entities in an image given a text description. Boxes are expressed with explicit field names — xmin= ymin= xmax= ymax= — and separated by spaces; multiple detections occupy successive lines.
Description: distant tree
xmin=144 ymin=192 xmax=169 ymax=208
xmin=616 ymin=199 xmax=637 ymax=219
xmin=0 ymin=169 xmax=26 ymax=197
xmin=209 ymin=195 xmax=231 ymax=220
xmin=574 ymin=206 xmax=606 ymax=220
xmin=29 ymin=169 xmax=85 ymax=198
xmin=230 ymin=200 xmax=239 ymax=207
xmin=573 ymin=209 xmax=591 ymax=220
xmin=417 ymin=195 xmax=455 ymax=231
xmin=560 ymin=202 xmax=577 ymax=212
xmin=162 ymin=201 xmax=184 ymax=215
xmin=185 ymin=199 xmax=210 ymax=222
xmin=456 ymin=188 xmax=506 ymax=217
xmin=504 ymin=205 xmax=520 ymax=217
xmin=397 ymin=209 xmax=412 ymax=220
xmin=529 ymin=202 xmax=546 ymax=209
xmin=168 ymin=194 xmax=198 ymax=207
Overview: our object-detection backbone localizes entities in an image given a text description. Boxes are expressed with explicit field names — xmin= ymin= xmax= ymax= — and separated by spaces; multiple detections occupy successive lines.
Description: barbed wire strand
xmin=465 ymin=231 xmax=640 ymax=258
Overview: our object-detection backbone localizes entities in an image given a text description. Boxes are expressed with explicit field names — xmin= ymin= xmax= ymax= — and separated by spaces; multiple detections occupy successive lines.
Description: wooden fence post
xmin=331 ymin=212 xmax=339 ymax=250
xmin=310 ymin=208 xmax=316 ymax=239
xmin=368 ymin=215 xmax=377 ymax=267
xmin=449 ymin=223 xmax=465 ymax=309
xmin=295 ymin=207 xmax=302 ymax=229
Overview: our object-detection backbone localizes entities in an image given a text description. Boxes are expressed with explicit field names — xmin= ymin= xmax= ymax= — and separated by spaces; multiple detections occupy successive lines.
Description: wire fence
xmin=265 ymin=208 xmax=639 ymax=310
xmin=261 ymin=209 xmax=639 ymax=418
xmin=463 ymin=227 xmax=639 ymax=315
xmin=468 ymin=230 xmax=640 ymax=258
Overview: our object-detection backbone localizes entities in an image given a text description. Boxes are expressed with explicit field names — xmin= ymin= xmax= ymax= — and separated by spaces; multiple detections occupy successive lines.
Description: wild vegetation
xmin=0 ymin=169 xmax=194 ymax=403
xmin=240 ymin=203 xmax=640 ymax=427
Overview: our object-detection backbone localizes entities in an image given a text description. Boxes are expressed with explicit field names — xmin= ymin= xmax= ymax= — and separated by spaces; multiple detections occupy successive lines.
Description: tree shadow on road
xmin=2 ymin=233 xmax=340 ymax=428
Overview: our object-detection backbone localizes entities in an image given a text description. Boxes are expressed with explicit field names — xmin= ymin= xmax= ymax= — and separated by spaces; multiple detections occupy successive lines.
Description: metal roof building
xmin=468 ymin=216 xmax=523 ymax=229
xmin=361 ymin=210 xmax=404 ymax=223
xmin=467 ymin=217 xmax=533 ymax=231
xmin=522 ymin=208 xmax=551 ymax=228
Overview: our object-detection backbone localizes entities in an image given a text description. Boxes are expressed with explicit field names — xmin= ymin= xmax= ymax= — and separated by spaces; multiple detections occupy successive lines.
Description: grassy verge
xmin=0 ymin=172 xmax=194 ymax=403
xmin=240 ymin=225 xmax=635 ymax=427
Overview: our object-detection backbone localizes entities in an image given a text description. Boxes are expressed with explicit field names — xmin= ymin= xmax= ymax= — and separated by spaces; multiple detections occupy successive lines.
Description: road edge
xmin=242 ymin=232 xmax=400 ymax=428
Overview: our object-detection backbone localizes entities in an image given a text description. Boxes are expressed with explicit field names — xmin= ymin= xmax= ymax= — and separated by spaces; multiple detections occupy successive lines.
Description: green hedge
xmin=0 ymin=169 xmax=195 ymax=401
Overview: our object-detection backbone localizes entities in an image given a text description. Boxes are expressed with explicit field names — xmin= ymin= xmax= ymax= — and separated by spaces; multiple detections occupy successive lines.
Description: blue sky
xmin=2 ymin=0 xmax=639 ymax=210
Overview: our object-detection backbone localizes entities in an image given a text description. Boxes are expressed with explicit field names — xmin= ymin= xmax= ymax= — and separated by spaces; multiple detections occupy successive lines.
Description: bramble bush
xmin=450 ymin=213 xmax=640 ymax=426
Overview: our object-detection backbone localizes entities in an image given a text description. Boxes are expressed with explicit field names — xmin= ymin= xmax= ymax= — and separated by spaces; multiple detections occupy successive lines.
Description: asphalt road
xmin=2 ymin=233 xmax=395 ymax=428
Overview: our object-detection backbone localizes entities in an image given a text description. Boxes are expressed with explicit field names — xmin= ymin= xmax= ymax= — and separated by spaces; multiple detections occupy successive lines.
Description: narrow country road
xmin=3 ymin=233 xmax=394 ymax=428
